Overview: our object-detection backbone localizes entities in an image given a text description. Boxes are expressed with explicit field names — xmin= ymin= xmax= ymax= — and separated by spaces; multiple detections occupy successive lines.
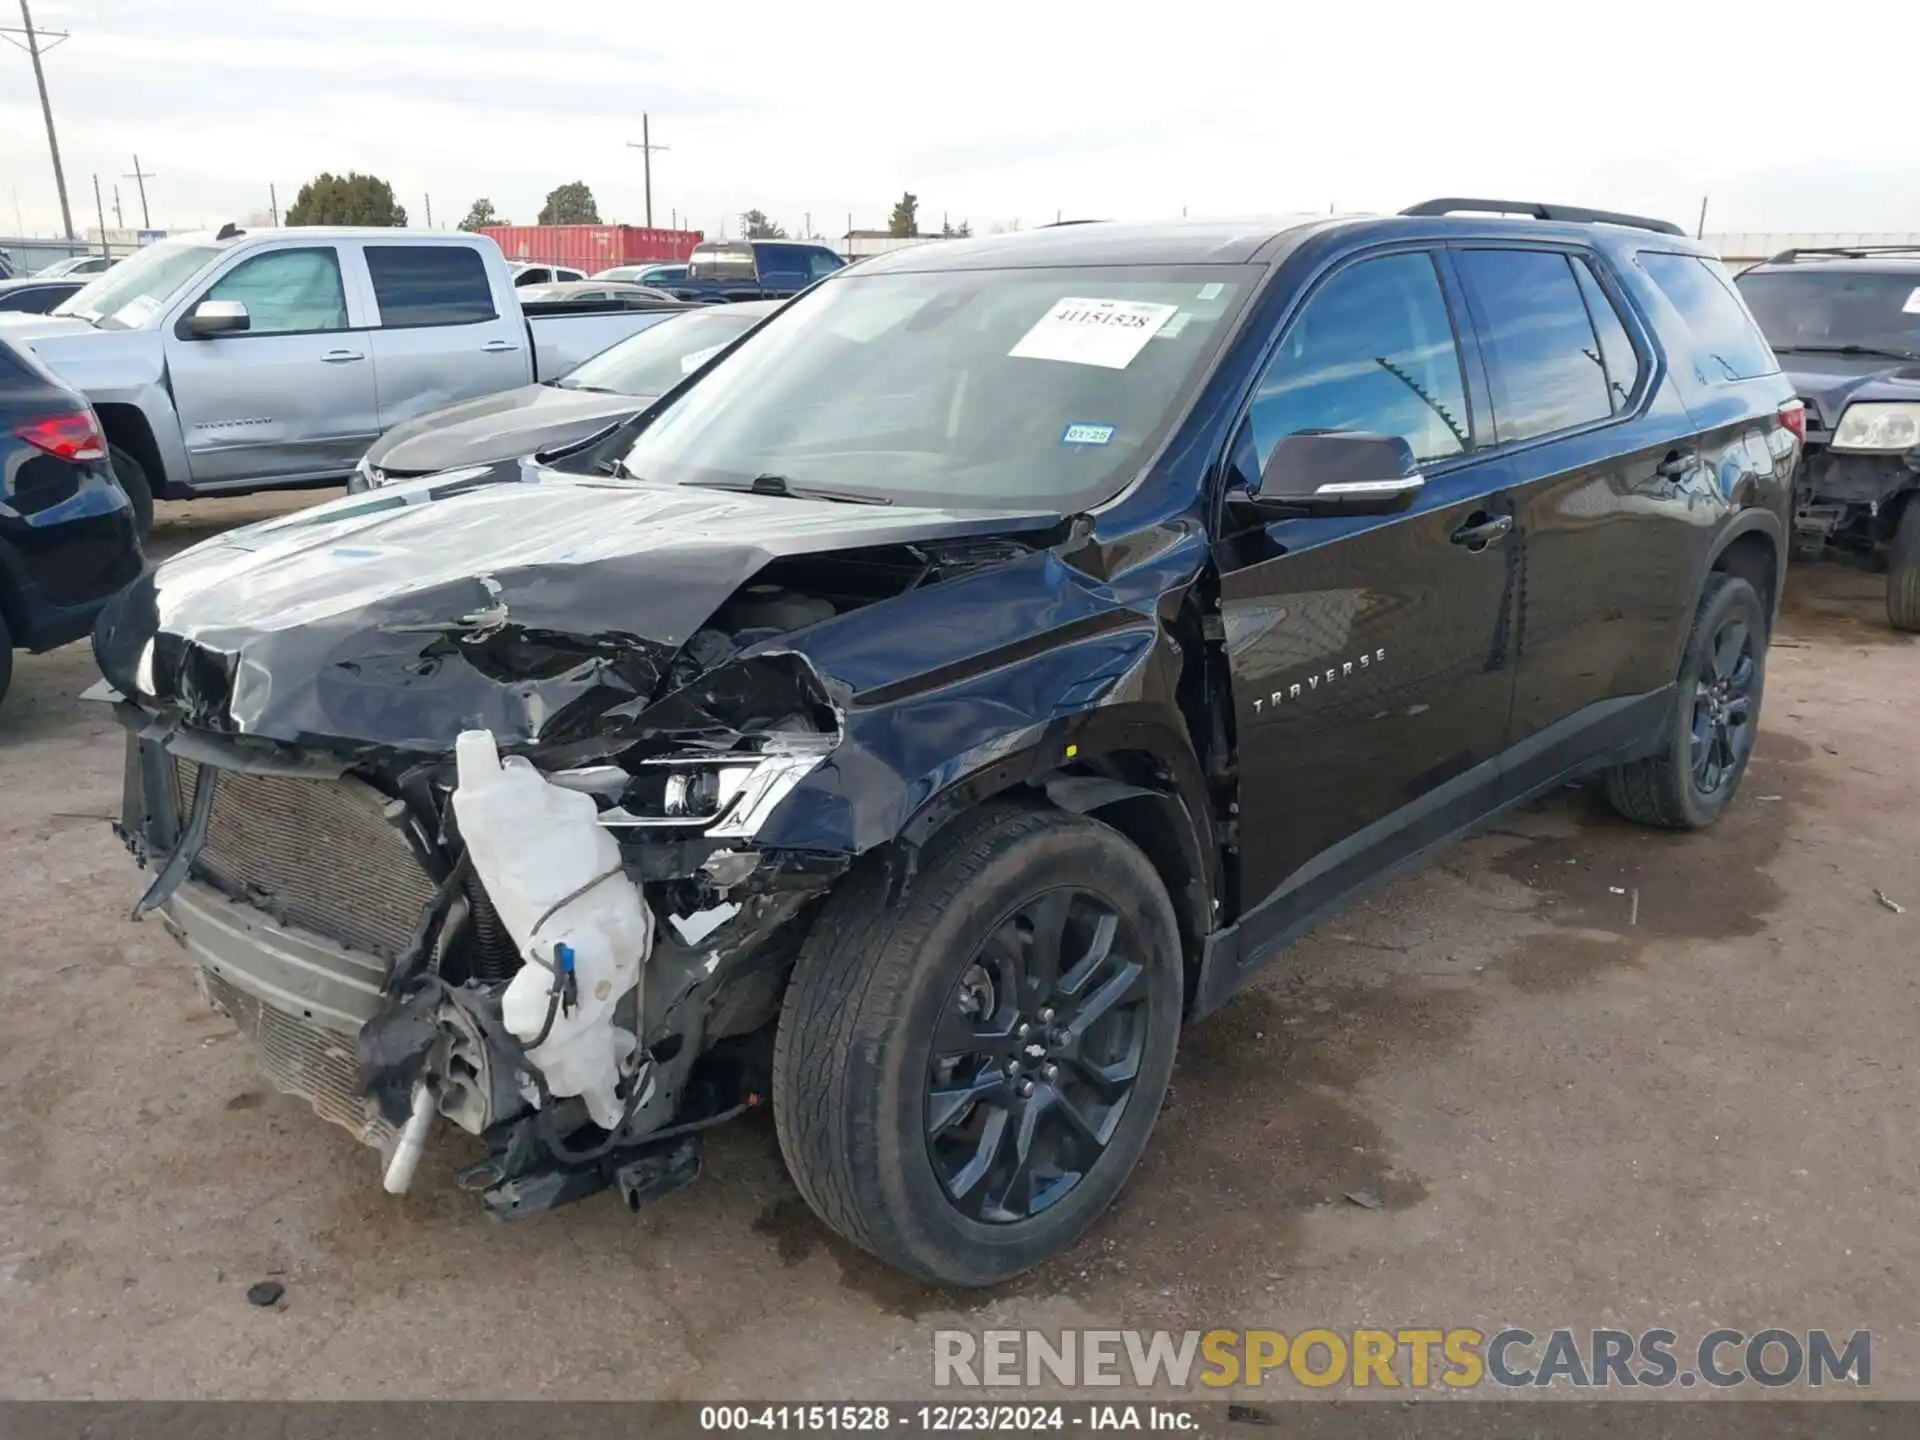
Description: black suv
xmin=1733 ymin=247 xmax=1920 ymax=627
xmin=98 ymin=200 xmax=1797 ymax=1285
xmin=1 ymin=336 xmax=144 ymax=707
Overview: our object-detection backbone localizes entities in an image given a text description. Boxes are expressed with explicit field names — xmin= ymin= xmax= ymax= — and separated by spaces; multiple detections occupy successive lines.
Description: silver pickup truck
xmin=0 ymin=226 xmax=682 ymax=528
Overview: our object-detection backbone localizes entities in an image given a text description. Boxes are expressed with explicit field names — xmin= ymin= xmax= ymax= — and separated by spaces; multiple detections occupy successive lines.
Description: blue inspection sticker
xmin=1061 ymin=422 xmax=1117 ymax=446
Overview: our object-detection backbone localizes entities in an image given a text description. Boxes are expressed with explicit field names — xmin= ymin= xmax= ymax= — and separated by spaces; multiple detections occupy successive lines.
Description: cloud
xmin=4 ymin=0 xmax=1918 ymax=241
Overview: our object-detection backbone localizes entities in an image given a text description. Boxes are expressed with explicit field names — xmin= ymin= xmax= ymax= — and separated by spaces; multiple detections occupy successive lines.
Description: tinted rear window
xmin=688 ymin=244 xmax=756 ymax=281
xmin=365 ymin=246 xmax=497 ymax=326
xmin=1457 ymin=249 xmax=1614 ymax=443
xmin=1638 ymin=252 xmax=1777 ymax=382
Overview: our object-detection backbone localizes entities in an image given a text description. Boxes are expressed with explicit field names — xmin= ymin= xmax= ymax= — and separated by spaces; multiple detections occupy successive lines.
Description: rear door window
xmin=1456 ymin=249 xmax=1614 ymax=443
xmin=365 ymin=246 xmax=497 ymax=327
xmin=1248 ymin=250 xmax=1471 ymax=467
xmin=1570 ymin=258 xmax=1643 ymax=411
xmin=1638 ymin=252 xmax=1778 ymax=381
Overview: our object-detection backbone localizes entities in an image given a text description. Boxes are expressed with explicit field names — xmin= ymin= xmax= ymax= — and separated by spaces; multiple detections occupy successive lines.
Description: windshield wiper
xmin=683 ymin=473 xmax=893 ymax=506
xmin=1773 ymin=343 xmax=1920 ymax=362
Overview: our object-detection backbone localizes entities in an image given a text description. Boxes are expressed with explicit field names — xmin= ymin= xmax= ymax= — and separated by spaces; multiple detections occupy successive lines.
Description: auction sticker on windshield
xmin=1010 ymin=297 xmax=1179 ymax=369
xmin=1903 ymin=287 xmax=1920 ymax=315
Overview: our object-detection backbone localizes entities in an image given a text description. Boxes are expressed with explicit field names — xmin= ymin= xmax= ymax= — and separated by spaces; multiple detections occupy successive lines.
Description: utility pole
xmin=424 ymin=193 xmax=433 ymax=227
xmin=91 ymin=172 xmax=107 ymax=258
xmin=112 ymin=183 xmax=122 ymax=228
xmin=123 ymin=153 xmax=154 ymax=229
xmin=269 ymin=183 xmax=279 ymax=226
xmin=1696 ymin=194 xmax=1710 ymax=240
xmin=626 ymin=113 xmax=668 ymax=228
xmin=2 ymin=0 xmax=75 ymax=240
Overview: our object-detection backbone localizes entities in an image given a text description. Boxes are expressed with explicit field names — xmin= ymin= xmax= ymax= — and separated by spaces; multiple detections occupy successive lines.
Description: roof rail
xmin=1400 ymin=198 xmax=1685 ymax=238
xmin=1763 ymin=244 xmax=1920 ymax=263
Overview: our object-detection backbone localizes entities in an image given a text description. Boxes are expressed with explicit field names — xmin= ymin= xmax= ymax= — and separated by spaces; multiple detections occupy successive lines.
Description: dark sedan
xmin=0 ymin=337 xmax=144 ymax=706
xmin=0 ymin=277 xmax=85 ymax=314
xmin=354 ymin=299 xmax=778 ymax=487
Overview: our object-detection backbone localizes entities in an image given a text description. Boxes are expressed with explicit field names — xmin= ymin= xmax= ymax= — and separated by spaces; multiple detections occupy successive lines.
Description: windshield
xmin=54 ymin=240 xmax=222 ymax=329
xmin=618 ymin=265 xmax=1251 ymax=508
xmin=1735 ymin=269 xmax=1920 ymax=360
xmin=561 ymin=307 xmax=763 ymax=394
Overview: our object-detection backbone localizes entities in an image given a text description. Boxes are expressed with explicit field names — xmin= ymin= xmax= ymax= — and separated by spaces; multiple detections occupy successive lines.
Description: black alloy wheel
xmin=925 ymin=888 xmax=1151 ymax=1223
xmin=1690 ymin=611 xmax=1758 ymax=797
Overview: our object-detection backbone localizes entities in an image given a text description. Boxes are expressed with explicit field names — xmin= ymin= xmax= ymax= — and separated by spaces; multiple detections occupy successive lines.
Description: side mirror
xmin=182 ymin=299 xmax=249 ymax=338
xmin=1242 ymin=431 xmax=1424 ymax=519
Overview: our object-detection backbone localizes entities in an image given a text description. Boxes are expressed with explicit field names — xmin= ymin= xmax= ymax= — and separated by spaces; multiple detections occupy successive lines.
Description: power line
xmin=124 ymin=153 xmax=155 ymax=229
xmin=0 ymin=0 xmax=75 ymax=240
xmin=626 ymin=113 xmax=668 ymax=229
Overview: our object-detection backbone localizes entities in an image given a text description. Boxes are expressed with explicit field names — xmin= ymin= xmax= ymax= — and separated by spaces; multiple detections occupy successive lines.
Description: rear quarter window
xmin=1638 ymin=252 xmax=1778 ymax=382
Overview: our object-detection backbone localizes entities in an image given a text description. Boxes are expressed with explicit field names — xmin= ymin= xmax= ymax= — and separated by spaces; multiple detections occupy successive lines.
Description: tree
xmin=538 ymin=182 xmax=601 ymax=226
xmin=887 ymin=191 xmax=919 ymax=238
xmin=284 ymin=172 xmax=406 ymax=227
xmin=458 ymin=198 xmax=506 ymax=232
xmin=941 ymin=217 xmax=972 ymax=238
xmin=739 ymin=208 xmax=788 ymax=239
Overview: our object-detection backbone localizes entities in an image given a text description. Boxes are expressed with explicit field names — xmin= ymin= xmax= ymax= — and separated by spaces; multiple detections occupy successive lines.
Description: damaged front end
xmin=100 ymin=474 xmax=1063 ymax=1217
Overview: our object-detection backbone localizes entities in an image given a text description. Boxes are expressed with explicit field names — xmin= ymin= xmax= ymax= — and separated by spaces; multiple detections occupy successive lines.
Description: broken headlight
xmin=556 ymin=741 xmax=832 ymax=840
xmin=1831 ymin=402 xmax=1920 ymax=454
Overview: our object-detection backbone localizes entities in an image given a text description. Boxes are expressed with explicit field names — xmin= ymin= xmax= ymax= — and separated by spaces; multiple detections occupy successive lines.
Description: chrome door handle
xmin=480 ymin=339 xmax=520 ymax=353
xmin=320 ymin=348 xmax=365 ymax=363
xmin=1449 ymin=512 xmax=1514 ymax=551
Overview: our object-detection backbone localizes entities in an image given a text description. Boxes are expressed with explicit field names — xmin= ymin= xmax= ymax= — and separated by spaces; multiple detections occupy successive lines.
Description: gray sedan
xmin=353 ymin=300 xmax=779 ymax=487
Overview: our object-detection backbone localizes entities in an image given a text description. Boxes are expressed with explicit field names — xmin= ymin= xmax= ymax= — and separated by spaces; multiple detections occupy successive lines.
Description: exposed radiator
xmin=174 ymin=759 xmax=438 ymax=962
xmin=201 ymin=968 xmax=394 ymax=1149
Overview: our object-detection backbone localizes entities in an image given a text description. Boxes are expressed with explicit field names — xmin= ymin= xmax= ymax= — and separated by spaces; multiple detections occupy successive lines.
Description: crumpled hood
xmin=1781 ymin=356 xmax=1920 ymax=429
xmin=94 ymin=465 xmax=1057 ymax=754
xmin=367 ymin=384 xmax=654 ymax=476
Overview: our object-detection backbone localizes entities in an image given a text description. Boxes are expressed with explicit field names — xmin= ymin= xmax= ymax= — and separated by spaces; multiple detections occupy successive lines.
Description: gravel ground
xmin=0 ymin=494 xmax=1914 ymax=1398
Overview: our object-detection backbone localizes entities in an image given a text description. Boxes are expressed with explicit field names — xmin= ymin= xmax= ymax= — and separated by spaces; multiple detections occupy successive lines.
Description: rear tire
xmin=1605 ymin=572 xmax=1767 ymax=830
xmin=1886 ymin=498 xmax=1920 ymax=632
xmin=773 ymin=803 xmax=1183 ymax=1286
xmin=107 ymin=444 xmax=153 ymax=544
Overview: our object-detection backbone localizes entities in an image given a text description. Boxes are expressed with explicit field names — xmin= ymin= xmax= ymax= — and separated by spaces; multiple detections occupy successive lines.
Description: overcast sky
xmin=5 ymin=0 xmax=1918 ymax=242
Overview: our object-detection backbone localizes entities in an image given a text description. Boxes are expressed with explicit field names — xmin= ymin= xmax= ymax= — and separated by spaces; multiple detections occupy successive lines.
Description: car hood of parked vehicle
xmin=366 ymin=383 xmax=658 ymax=477
xmin=0 ymin=312 xmax=98 ymax=340
xmin=1778 ymin=354 xmax=1920 ymax=427
xmin=93 ymin=462 xmax=1066 ymax=757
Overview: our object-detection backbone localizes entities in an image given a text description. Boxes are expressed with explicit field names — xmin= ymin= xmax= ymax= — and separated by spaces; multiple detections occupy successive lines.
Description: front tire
xmin=773 ymin=803 xmax=1183 ymax=1286
xmin=1605 ymin=572 xmax=1767 ymax=829
xmin=107 ymin=444 xmax=154 ymax=544
xmin=1886 ymin=498 xmax=1920 ymax=632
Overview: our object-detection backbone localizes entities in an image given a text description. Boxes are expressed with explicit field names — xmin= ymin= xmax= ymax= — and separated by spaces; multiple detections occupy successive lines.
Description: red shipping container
xmin=479 ymin=224 xmax=705 ymax=272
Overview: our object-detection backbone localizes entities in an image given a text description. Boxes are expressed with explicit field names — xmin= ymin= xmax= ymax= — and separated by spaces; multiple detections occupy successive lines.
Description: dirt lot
xmin=1 ymin=493 xmax=1915 ymax=1398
